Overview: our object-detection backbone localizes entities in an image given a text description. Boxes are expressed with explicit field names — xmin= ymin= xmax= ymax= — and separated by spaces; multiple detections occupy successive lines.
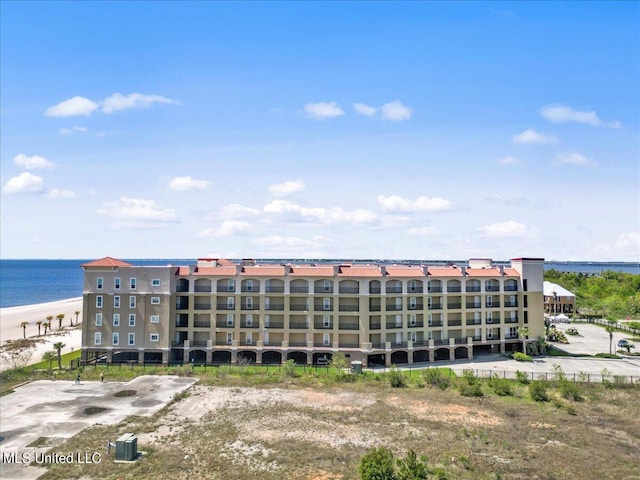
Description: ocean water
xmin=0 ymin=259 xmax=638 ymax=309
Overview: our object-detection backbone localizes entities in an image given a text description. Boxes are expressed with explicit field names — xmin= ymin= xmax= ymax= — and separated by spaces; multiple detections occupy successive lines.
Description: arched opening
xmin=188 ymin=349 xmax=207 ymax=364
xmin=454 ymin=346 xmax=469 ymax=359
xmin=391 ymin=351 xmax=408 ymax=365
xmin=262 ymin=350 xmax=282 ymax=364
xmin=287 ymin=351 xmax=308 ymax=365
xmin=474 ymin=344 xmax=493 ymax=356
xmin=211 ymin=350 xmax=232 ymax=364
xmin=176 ymin=278 xmax=189 ymax=292
xmin=413 ymin=350 xmax=429 ymax=363
xmin=237 ymin=351 xmax=257 ymax=364
xmin=313 ymin=352 xmax=333 ymax=365
xmin=367 ymin=354 xmax=385 ymax=366
xmin=112 ymin=351 xmax=138 ymax=363
xmin=171 ymin=349 xmax=183 ymax=363
xmin=434 ymin=348 xmax=449 ymax=361
xmin=144 ymin=352 xmax=163 ymax=364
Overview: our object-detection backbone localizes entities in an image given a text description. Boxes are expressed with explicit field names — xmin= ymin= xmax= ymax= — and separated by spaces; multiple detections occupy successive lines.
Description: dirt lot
xmin=28 ymin=375 xmax=640 ymax=480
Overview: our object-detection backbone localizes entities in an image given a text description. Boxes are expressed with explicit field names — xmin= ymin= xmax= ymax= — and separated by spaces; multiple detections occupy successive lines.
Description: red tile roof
xmin=427 ymin=266 xmax=464 ymax=277
xmin=194 ymin=266 xmax=237 ymax=276
xmin=384 ymin=266 xmax=426 ymax=277
xmin=465 ymin=268 xmax=501 ymax=277
xmin=289 ymin=266 xmax=336 ymax=276
xmin=175 ymin=266 xmax=191 ymax=276
xmin=338 ymin=265 xmax=383 ymax=277
xmin=81 ymin=257 xmax=132 ymax=268
xmin=503 ymin=268 xmax=520 ymax=277
xmin=241 ymin=266 xmax=287 ymax=276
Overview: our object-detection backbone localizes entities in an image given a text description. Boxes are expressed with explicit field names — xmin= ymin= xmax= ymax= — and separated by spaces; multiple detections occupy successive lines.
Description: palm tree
xmin=518 ymin=327 xmax=531 ymax=354
xmin=74 ymin=311 xmax=80 ymax=326
xmin=53 ymin=342 xmax=66 ymax=370
xmin=43 ymin=322 xmax=50 ymax=335
xmin=36 ymin=321 xmax=42 ymax=336
xmin=20 ymin=321 xmax=28 ymax=339
xmin=605 ymin=318 xmax=616 ymax=355
xmin=42 ymin=351 xmax=55 ymax=373
xmin=46 ymin=315 xmax=53 ymax=331
xmin=56 ymin=314 xmax=64 ymax=330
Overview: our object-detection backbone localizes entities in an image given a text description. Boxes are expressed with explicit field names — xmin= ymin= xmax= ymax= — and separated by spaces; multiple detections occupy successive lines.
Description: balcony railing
xmin=433 ymin=339 xmax=448 ymax=345
xmin=447 ymin=320 xmax=462 ymax=326
xmin=265 ymin=286 xmax=284 ymax=293
xmin=369 ymin=305 xmax=381 ymax=311
xmin=175 ymin=320 xmax=189 ymax=328
xmin=265 ymin=322 xmax=284 ymax=329
xmin=391 ymin=341 xmax=408 ymax=348
xmin=385 ymin=323 xmax=403 ymax=329
xmin=264 ymin=341 xmax=283 ymax=347
xmin=428 ymin=287 xmax=443 ymax=293
xmin=194 ymin=321 xmax=211 ymax=328
xmin=265 ymin=304 xmax=285 ymax=311
xmin=289 ymin=304 xmax=308 ymax=311
xmin=240 ymin=303 xmax=258 ymax=310
xmin=465 ymin=303 xmax=481 ymax=309
xmin=217 ymin=285 xmax=235 ymax=292
xmin=428 ymin=303 xmax=443 ymax=310
xmin=176 ymin=303 xmax=189 ymax=310
xmin=289 ymin=286 xmax=309 ymax=293
xmin=454 ymin=338 xmax=467 ymax=344
xmin=428 ymin=320 xmax=444 ymax=327
xmin=314 ymin=287 xmax=334 ymax=293
xmin=289 ymin=322 xmax=308 ymax=329
xmin=216 ymin=321 xmax=234 ymax=328
xmin=447 ymin=303 xmax=462 ymax=309
xmin=338 ymin=342 xmax=360 ymax=348
xmin=505 ymin=333 xmax=519 ymax=339
xmin=369 ymin=287 xmax=381 ymax=294
xmin=338 ymin=287 xmax=360 ymax=294
xmin=171 ymin=340 xmax=185 ymax=347
xmin=289 ymin=341 xmax=307 ymax=347
xmin=191 ymin=340 xmax=209 ymax=347
xmin=408 ymin=303 xmax=424 ymax=310
xmin=314 ymin=342 xmax=332 ymax=347
xmin=386 ymin=286 xmax=403 ymax=293
xmin=408 ymin=287 xmax=424 ymax=293
xmin=447 ymin=286 xmax=462 ymax=292
xmin=386 ymin=305 xmax=403 ymax=311
xmin=504 ymin=301 xmax=518 ymax=307
xmin=194 ymin=303 xmax=211 ymax=310
xmin=465 ymin=286 xmax=481 ymax=292
xmin=466 ymin=320 xmax=481 ymax=326
xmin=241 ymin=287 xmax=257 ymax=293
xmin=504 ymin=286 xmax=518 ymax=292
xmin=505 ymin=317 xmax=518 ymax=323
xmin=369 ymin=323 xmax=381 ymax=330
xmin=338 ymin=305 xmax=359 ymax=312
xmin=314 ymin=323 xmax=332 ymax=329
xmin=176 ymin=285 xmax=189 ymax=293
xmin=338 ymin=323 xmax=359 ymax=330
xmin=314 ymin=304 xmax=333 ymax=311
xmin=486 ymin=302 xmax=501 ymax=308
xmin=216 ymin=304 xmax=235 ymax=310
xmin=408 ymin=321 xmax=424 ymax=328
xmin=240 ymin=322 xmax=259 ymax=328
xmin=194 ymin=285 xmax=212 ymax=293
xmin=239 ymin=341 xmax=254 ymax=346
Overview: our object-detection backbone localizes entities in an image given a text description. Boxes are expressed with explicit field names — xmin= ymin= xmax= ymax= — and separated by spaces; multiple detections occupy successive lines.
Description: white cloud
xmin=377 ymin=195 xmax=453 ymax=213
xmin=478 ymin=220 xmax=529 ymax=237
xmin=405 ymin=226 xmax=440 ymax=236
xmin=264 ymin=199 xmax=377 ymax=225
xmin=44 ymin=188 xmax=75 ymax=199
xmin=497 ymin=156 xmax=520 ymax=165
xmin=13 ymin=154 xmax=55 ymax=170
xmin=539 ymin=105 xmax=621 ymax=128
xmin=101 ymin=92 xmax=178 ymax=114
xmin=267 ymin=179 xmax=305 ymax=197
xmin=303 ymin=101 xmax=345 ymax=119
xmin=380 ymin=101 xmax=412 ymax=121
xmin=216 ymin=204 xmax=260 ymax=219
xmin=3 ymin=172 xmax=45 ymax=194
xmin=512 ymin=128 xmax=558 ymax=144
xmin=615 ymin=232 xmax=640 ymax=250
xmin=168 ymin=176 xmax=212 ymax=191
xmin=97 ymin=197 xmax=177 ymax=224
xmin=353 ymin=102 xmax=377 ymax=117
xmin=555 ymin=152 xmax=597 ymax=167
xmin=58 ymin=126 xmax=88 ymax=135
xmin=45 ymin=96 xmax=99 ymax=117
xmin=197 ymin=220 xmax=251 ymax=238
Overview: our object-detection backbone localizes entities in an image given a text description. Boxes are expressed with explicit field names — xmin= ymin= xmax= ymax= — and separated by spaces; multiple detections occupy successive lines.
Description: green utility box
xmin=350 ymin=361 xmax=363 ymax=374
xmin=115 ymin=433 xmax=137 ymax=461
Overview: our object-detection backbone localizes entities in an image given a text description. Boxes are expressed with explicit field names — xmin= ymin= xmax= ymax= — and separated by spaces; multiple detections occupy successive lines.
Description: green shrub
xmin=594 ymin=353 xmax=622 ymax=359
xmin=515 ymin=370 xmax=530 ymax=384
xmin=459 ymin=382 xmax=483 ymax=397
xmin=488 ymin=375 xmax=513 ymax=396
xmin=422 ymin=368 xmax=452 ymax=390
xmin=388 ymin=366 xmax=406 ymax=388
xmin=462 ymin=368 xmax=478 ymax=385
xmin=513 ymin=352 xmax=533 ymax=362
xmin=283 ymin=359 xmax=297 ymax=378
xmin=175 ymin=364 xmax=193 ymax=377
xmin=359 ymin=447 xmax=396 ymax=480
xmin=529 ymin=380 xmax=549 ymax=402
xmin=558 ymin=380 xmax=582 ymax=401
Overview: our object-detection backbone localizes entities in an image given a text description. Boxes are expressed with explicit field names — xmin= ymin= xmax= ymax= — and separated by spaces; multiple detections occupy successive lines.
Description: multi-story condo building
xmin=81 ymin=256 xmax=544 ymax=367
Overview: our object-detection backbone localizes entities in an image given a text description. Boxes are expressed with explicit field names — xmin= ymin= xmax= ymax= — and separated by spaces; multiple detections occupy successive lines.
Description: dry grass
xmin=38 ymin=378 xmax=640 ymax=480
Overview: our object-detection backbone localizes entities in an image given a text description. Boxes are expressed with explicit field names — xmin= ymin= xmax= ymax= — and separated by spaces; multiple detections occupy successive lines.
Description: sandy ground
xmin=0 ymin=297 xmax=83 ymax=371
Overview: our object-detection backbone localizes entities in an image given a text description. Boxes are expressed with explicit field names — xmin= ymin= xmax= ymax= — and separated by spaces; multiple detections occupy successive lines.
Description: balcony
xmin=408 ymin=303 xmax=423 ymax=310
xmin=239 ymin=340 xmax=254 ymax=346
xmin=486 ymin=302 xmax=501 ymax=308
xmin=176 ymin=302 xmax=189 ymax=310
xmin=454 ymin=338 xmax=467 ymax=344
xmin=369 ymin=322 xmax=381 ymax=330
xmin=240 ymin=321 xmax=259 ymax=328
xmin=465 ymin=286 xmax=481 ymax=292
xmin=338 ymin=342 xmax=360 ymax=348
xmin=447 ymin=286 xmax=462 ymax=293
xmin=191 ymin=340 xmax=209 ymax=347
xmin=176 ymin=285 xmax=189 ymax=293
xmin=289 ymin=341 xmax=307 ymax=347
xmin=216 ymin=304 xmax=235 ymax=310
xmin=428 ymin=287 xmax=443 ymax=293
xmin=505 ymin=333 xmax=519 ymax=339
xmin=447 ymin=320 xmax=462 ymax=327
xmin=391 ymin=341 xmax=408 ymax=348
xmin=428 ymin=320 xmax=444 ymax=327
xmin=194 ymin=285 xmax=212 ymax=293
xmin=369 ymin=287 xmax=381 ymax=294
xmin=339 ymin=287 xmax=360 ymax=294
xmin=466 ymin=320 xmax=481 ymax=326
xmin=338 ymin=323 xmax=359 ymax=330
xmin=264 ymin=341 xmax=283 ymax=347
xmin=504 ymin=285 xmax=518 ymax=292
xmin=338 ymin=305 xmax=359 ymax=312
xmin=265 ymin=322 xmax=284 ymax=329
xmin=465 ymin=303 xmax=481 ymax=309
xmin=314 ymin=342 xmax=332 ymax=348
xmin=428 ymin=303 xmax=443 ymax=310
xmin=447 ymin=303 xmax=462 ymax=309
xmin=369 ymin=304 xmax=381 ymax=312
xmin=314 ymin=323 xmax=332 ymax=329
xmin=433 ymin=339 xmax=448 ymax=346
xmin=386 ymin=305 xmax=403 ymax=311
xmin=289 ymin=322 xmax=309 ymax=329
xmin=314 ymin=304 xmax=333 ymax=311
xmin=290 ymin=286 xmax=309 ymax=293
xmin=194 ymin=320 xmax=211 ymax=328
xmin=289 ymin=304 xmax=309 ymax=311
xmin=505 ymin=317 xmax=519 ymax=324
xmin=386 ymin=286 xmax=402 ymax=293
xmin=371 ymin=342 xmax=386 ymax=349
xmin=314 ymin=287 xmax=334 ymax=294
xmin=413 ymin=340 xmax=428 ymax=347
xmin=241 ymin=286 xmax=257 ymax=293
xmin=265 ymin=304 xmax=285 ymax=311
xmin=265 ymin=286 xmax=284 ymax=293
xmin=175 ymin=320 xmax=189 ymax=328
xmin=504 ymin=301 xmax=518 ymax=307
xmin=408 ymin=321 xmax=424 ymax=328
xmin=217 ymin=285 xmax=235 ymax=293
xmin=385 ymin=323 xmax=403 ymax=329
xmin=240 ymin=303 xmax=257 ymax=310
xmin=171 ymin=340 xmax=185 ymax=347
xmin=216 ymin=321 xmax=234 ymax=328
xmin=408 ymin=287 xmax=424 ymax=293
xmin=194 ymin=303 xmax=211 ymax=310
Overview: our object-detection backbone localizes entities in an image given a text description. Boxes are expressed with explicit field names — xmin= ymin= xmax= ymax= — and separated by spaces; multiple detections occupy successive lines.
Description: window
xmin=409 ymin=297 xmax=417 ymax=309
xmin=130 ymin=278 xmax=137 ymax=290
xmin=94 ymin=332 xmax=102 ymax=345
xmin=427 ymin=297 xmax=432 ymax=308
xmin=410 ymin=314 xmax=417 ymax=326
xmin=486 ymin=282 xmax=493 ymax=291
xmin=523 ymin=295 xmax=528 ymax=308
xmin=323 ymin=333 xmax=331 ymax=346
xmin=114 ymin=277 xmax=121 ymax=289
xmin=96 ymin=295 xmax=103 ymax=308
xmin=246 ymin=297 xmax=253 ymax=308
xmin=151 ymin=296 xmax=160 ymax=305
xmin=395 ymin=314 xmax=402 ymax=327
xmin=246 ymin=314 xmax=253 ymax=326
xmin=112 ymin=332 xmax=119 ymax=345
xmin=113 ymin=314 xmax=120 ymax=327
xmin=150 ymin=334 xmax=159 ymax=342
xmin=97 ymin=277 xmax=104 ymax=289
xmin=227 ymin=280 xmax=234 ymax=291
xmin=226 ymin=314 xmax=234 ymax=326
xmin=226 ymin=332 xmax=233 ymax=344
xmin=323 ymin=298 xmax=331 ymax=310
xmin=524 ymin=311 xmax=528 ymax=324
xmin=129 ymin=314 xmax=135 ymax=327
xmin=129 ymin=296 xmax=136 ymax=308
xmin=114 ymin=296 xmax=120 ymax=308
xmin=323 ymin=315 xmax=331 ymax=328
xmin=151 ymin=278 xmax=161 ymax=287
xmin=510 ymin=295 xmax=516 ymax=304
xmin=523 ymin=279 xmax=528 ymax=292
xmin=227 ymin=297 xmax=234 ymax=309
xmin=246 ymin=332 xmax=252 ymax=344
xmin=410 ymin=331 xmax=417 ymax=343
xmin=324 ymin=280 xmax=331 ymax=292
xmin=487 ymin=312 xmax=493 ymax=323
xmin=487 ymin=330 xmax=493 ymax=339
xmin=150 ymin=315 xmax=160 ymax=323
xmin=428 ymin=313 xmax=433 ymax=326
xmin=265 ymin=314 xmax=270 ymax=327
xmin=246 ymin=280 xmax=253 ymax=291
xmin=486 ymin=295 xmax=493 ymax=307
xmin=95 ymin=313 xmax=103 ymax=326
xmin=128 ymin=333 xmax=135 ymax=345
xmin=409 ymin=280 xmax=416 ymax=292
xmin=509 ymin=327 xmax=518 ymax=338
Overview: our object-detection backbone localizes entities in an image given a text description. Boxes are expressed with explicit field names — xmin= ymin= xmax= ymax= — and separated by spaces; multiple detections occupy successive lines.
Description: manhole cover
xmin=84 ymin=406 xmax=107 ymax=415
xmin=114 ymin=390 xmax=137 ymax=397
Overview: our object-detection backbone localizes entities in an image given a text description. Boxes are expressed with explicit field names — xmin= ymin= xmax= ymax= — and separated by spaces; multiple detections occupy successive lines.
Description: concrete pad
xmin=0 ymin=375 xmax=196 ymax=480
xmin=553 ymin=322 xmax=636 ymax=356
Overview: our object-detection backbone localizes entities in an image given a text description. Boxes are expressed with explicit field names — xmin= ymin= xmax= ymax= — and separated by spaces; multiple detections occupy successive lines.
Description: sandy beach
xmin=0 ymin=297 xmax=83 ymax=371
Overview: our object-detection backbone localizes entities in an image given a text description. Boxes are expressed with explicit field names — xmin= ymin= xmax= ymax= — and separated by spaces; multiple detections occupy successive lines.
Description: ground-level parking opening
xmin=454 ymin=346 xmax=469 ymax=359
xmin=367 ymin=354 xmax=385 ymax=366
xmin=473 ymin=344 xmax=493 ymax=356
xmin=413 ymin=350 xmax=429 ymax=363
xmin=434 ymin=347 xmax=449 ymax=361
xmin=212 ymin=351 xmax=232 ymax=363
xmin=237 ymin=351 xmax=257 ymax=364
xmin=262 ymin=350 xmax=282 ymax=364
xmin=313 ymin=352 xmax=332 ymax=365
xmin=391 ymin=351 xmax=408 ymax=365
xmin=112 ymin=351 xmax=138 ymax=363
xmin=189 ymin=349 xmax=207 ymax=363
xmin=287 ymin=351 xmax=307 ymax=365
xmin=144 ymin=351 xmax=163 ymax=364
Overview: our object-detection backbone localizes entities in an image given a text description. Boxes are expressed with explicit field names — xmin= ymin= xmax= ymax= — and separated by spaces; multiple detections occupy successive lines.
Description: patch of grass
xmin=594 ymin=353 xmax=622 ymax=359
xmin=28 ymin=349 xmax=81 ymax=370
xmin=513 ymin=352 xmax=533 ymax=362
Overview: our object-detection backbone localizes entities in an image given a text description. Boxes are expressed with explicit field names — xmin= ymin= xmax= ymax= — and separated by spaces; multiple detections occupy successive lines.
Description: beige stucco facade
xmin=81 ymin=257 xmax=545 ymax=367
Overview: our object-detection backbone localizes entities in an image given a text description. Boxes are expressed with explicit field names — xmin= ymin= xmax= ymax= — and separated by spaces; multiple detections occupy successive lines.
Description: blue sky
xmin=1 ymin=1 xmax=638 ymax=261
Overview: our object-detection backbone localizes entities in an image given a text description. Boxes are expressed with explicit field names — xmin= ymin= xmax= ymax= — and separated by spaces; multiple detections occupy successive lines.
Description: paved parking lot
xmin=553 ymin=322 xmax=637 ymax=355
